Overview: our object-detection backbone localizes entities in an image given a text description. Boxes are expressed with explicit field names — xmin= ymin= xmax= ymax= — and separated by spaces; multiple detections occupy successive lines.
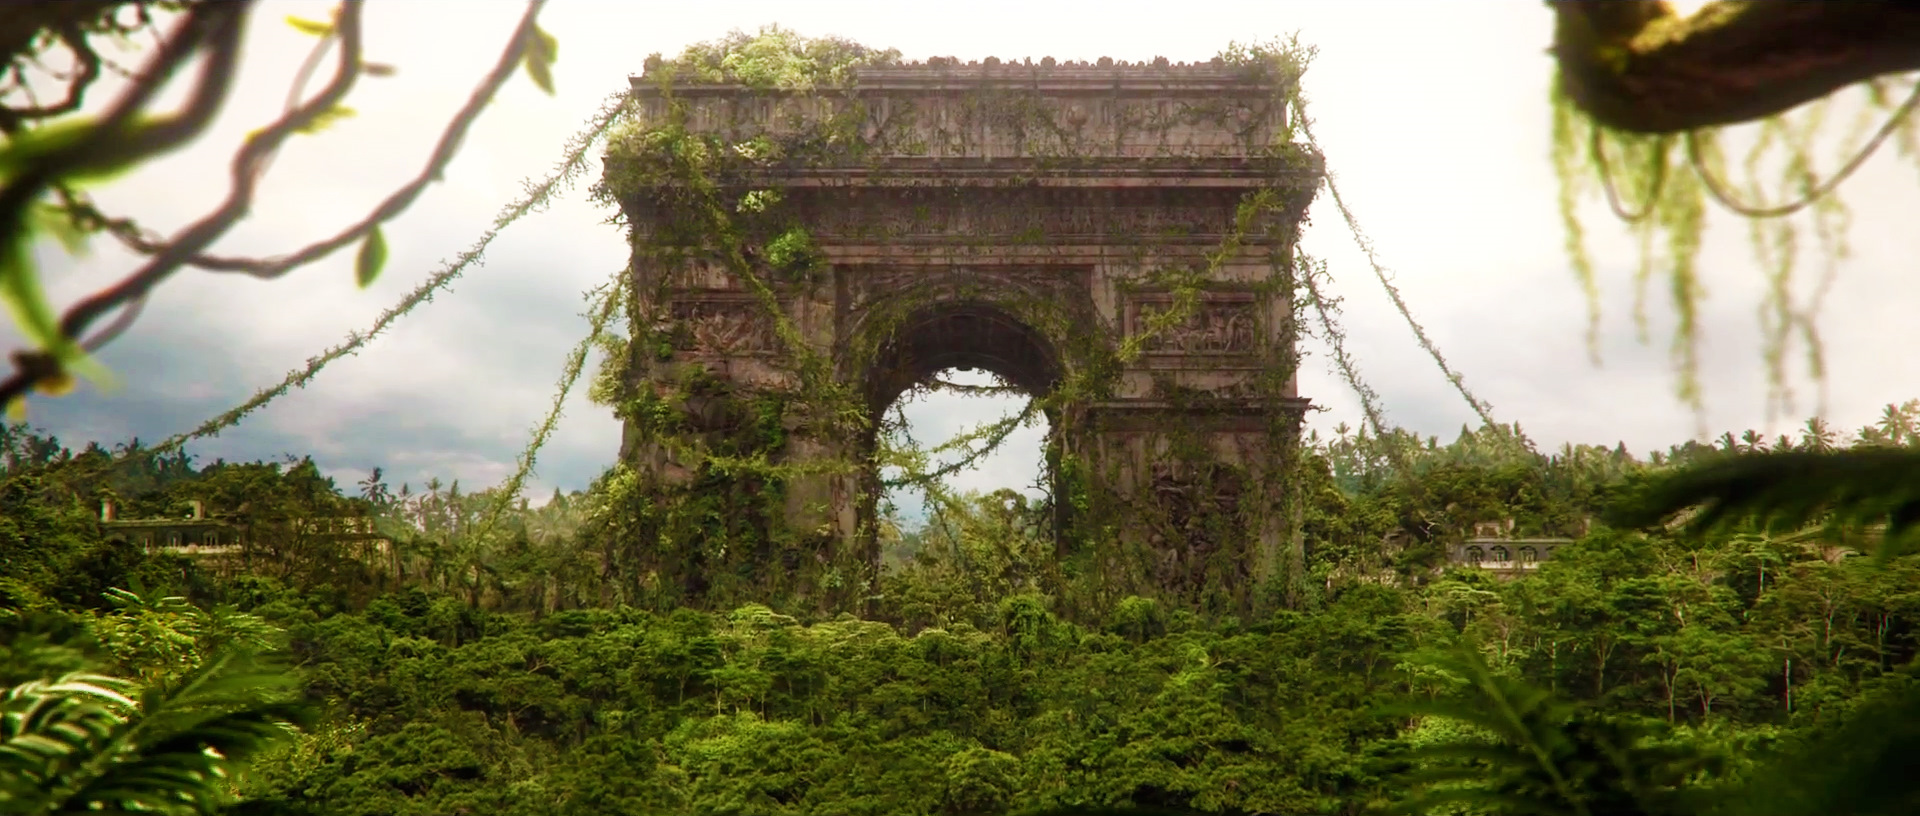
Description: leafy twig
xmin=32 ymin=87 xmax=632 ymax=480
xmin=0 ymin=1 xmax=553 ymax=412
xmin=0 ymin=2 xmax=252 ymax=396
xmin=1296 ymin=107 xmax=1499 ymax=430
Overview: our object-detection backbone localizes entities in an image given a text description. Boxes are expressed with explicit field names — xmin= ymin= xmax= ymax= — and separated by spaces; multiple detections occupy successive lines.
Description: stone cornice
xmin=1084 ymin=398 xmax=1313 ymax=434
xmin=1089 ymin=397 xmax=1313 ymax=416
xmin=710 ymin=156 xmax=1322 ymax=189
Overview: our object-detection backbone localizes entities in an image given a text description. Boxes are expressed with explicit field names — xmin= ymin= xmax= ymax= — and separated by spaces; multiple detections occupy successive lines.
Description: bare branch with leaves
xmin=0 ymin=0 xmax=562 ymax=418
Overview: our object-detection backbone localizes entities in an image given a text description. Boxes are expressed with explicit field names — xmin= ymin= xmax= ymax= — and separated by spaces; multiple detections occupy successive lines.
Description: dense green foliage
xmin=8 ymin=401 xmax=1920 ymax=814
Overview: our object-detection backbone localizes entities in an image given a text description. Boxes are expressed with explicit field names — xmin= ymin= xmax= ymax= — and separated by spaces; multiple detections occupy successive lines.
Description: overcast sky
xmin=10 ymin=1 xmax=1920 ymax=520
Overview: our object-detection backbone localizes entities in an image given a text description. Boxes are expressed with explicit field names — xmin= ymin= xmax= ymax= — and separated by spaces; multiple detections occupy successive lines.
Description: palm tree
xmin=1877 ymin=402 xmax=1915 ymax=447
xmin=1856 ymin=424 xmax=1894 ymax=448
xmin=1800 ymin=417 xmax=1838 ymax=453
xmin=356 ymin=467 xmax=392 ymax=509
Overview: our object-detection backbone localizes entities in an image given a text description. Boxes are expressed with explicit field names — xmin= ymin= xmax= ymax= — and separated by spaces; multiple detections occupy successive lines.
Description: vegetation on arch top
xmin=629 ymin=26 xmax=1312 ymax=91
xmin=603 ymin=26 xmax=1318 ymax=185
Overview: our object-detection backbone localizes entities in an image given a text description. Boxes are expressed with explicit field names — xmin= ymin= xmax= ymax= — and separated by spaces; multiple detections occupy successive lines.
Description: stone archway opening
xmin=861 ymin=301 xmax=1063 ymax=566
xmin=865 ymin=301 xmax=1062 ymax=405
xmin=877 ymin=368 xmax=1053 ymax=569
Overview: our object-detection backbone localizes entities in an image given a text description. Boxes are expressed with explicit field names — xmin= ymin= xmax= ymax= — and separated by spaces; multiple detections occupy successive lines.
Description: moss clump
xmin=644 ymin=24 xmax=902 ymax=90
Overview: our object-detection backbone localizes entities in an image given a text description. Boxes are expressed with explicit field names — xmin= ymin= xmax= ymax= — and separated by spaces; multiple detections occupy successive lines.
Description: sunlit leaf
xmin=285 ymin=15 xmax=332 ymax=36
xmin=30 ymin=202 xmax=92 ymax=256
xmin=534 ymin=25 xmax=558 ymax=62
xmin=2 ymin=198 xmax=120 ymax=393
xmin=1 ymin=215 xmax=70 ymax=362
xmin=0 ymin=116 xmax=167 ymax=188
xmin=523 ymin=25 xmax=558 ymax=96
xmin=355 ymin=226 xmax=387 ymax=289
xmin=36 ymin=371 xmax=75 ymax=397
xmin=293 ymin=105 xmax=356 ymax=135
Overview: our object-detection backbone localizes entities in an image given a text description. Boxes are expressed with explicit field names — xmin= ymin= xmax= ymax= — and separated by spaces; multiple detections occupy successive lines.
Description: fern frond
xmin=0 ymin=651 xmax=310 ymax=815
xmin=1607 ymin=448 xmax=1920 ymax=557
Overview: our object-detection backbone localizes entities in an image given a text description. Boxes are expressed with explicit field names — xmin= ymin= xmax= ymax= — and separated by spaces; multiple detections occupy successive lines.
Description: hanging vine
xmin=1553 ymin=65 xmax=1920 ymax=424
xmin=1294 ymin=108 xmax=1499 ymax=432
xmin=52 ymin=89 xmax=634 ymax=483
xmin=877 ymin=387 xmax=1042 ymax=492
xmin=471 ymin=272 xmax=627 ymax=545
xmin=1297 ymin=250 xmax=1391 ymax=452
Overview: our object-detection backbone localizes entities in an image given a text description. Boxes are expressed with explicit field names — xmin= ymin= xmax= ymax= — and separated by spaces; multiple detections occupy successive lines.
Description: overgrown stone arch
xmin=593 ymin=38 xmax=1322 ymax=618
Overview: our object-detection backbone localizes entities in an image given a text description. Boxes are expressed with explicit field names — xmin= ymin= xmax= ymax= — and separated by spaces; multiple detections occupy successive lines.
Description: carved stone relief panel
xmin=663 ymin=295 xmax=782 ymax=357
xmin=1144 ymin=460 xmax=1251 ymax=595
xmin=1125 ymin=292 xmax=1259 ymax=355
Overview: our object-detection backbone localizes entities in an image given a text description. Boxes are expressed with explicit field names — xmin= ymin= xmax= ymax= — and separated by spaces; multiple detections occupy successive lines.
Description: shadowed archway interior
xmin=865 ymin=301 xmax=1063 ymax=412
xmin=861 ymin=300 xmax=1064 ymax=539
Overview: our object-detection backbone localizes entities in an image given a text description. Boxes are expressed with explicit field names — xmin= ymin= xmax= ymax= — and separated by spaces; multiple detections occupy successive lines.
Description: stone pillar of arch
xmin=613 ymin=57 xmax=1321 ymax=613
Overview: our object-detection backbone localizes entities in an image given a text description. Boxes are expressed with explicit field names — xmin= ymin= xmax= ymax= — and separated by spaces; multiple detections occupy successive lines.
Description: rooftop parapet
xmin=619 ymin=55 xmax=1300 ymax=162
xmin=633 ymin=55 xmax=1294 ymax=92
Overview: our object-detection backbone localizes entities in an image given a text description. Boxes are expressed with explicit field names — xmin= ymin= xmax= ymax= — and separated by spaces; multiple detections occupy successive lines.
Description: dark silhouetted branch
xmin=1550 ymin=0 xmax=1920 ymax=134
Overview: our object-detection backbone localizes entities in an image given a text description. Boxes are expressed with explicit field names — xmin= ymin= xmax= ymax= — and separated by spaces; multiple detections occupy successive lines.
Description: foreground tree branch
xmin=0 ymin=0 xmax=554 ymax=414
xmin=0 ymin=2 xmax=172 ymax=132
xmin=1549 ymin=0 xmax=1920 ymax=133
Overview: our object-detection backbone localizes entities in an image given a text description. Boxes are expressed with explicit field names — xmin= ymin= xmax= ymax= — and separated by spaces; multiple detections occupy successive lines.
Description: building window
xmin=1520 ymin=546 xmax=1537 ymax=565
xmin=1491 ymin=546 xmax=1510 ymax=563
xmin=1466 ymin=546 xmax=1484 ymax=566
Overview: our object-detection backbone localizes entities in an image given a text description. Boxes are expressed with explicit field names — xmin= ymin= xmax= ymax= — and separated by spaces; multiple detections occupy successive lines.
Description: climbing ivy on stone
xmin=581 ymin=27 xmax=1322 ymax=618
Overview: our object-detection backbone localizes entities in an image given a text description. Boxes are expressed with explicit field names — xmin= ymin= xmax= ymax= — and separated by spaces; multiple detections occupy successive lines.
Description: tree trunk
xmin=1550 ymin=0 xmax=1920 ymax=133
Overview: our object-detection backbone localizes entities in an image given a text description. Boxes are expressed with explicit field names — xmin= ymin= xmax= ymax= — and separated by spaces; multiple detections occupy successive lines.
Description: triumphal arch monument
xmin=601 ymin=51 xmax=1322 ymax=616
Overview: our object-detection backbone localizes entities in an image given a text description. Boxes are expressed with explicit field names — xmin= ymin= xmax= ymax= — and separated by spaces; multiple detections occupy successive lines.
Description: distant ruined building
xmin=99 ymin=498 xmax=394 ymax=576
xmin=1447 ymin=518 xmax=1582 ymax=578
